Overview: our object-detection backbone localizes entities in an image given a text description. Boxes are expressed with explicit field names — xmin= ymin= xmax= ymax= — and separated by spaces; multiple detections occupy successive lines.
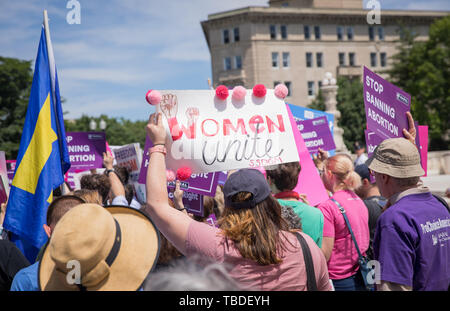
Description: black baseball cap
xmin=223 ymin=169 xmax=272 ymax=209
xmin=355 ymin=164 xmax=371 ymax=182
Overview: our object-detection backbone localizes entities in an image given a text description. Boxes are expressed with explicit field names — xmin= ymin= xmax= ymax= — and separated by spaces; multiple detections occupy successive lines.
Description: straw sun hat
xmin=38 ymin=204 xmax=160 ymax=291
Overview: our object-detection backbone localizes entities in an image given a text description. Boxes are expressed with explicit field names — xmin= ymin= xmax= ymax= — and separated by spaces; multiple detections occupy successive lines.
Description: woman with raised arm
xmin=143 ymin=112 xmax=332 ymax=291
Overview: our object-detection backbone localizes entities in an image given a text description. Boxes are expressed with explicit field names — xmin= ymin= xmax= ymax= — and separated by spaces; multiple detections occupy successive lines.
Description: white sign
xmin=112 ymin=143 xmax=142 ymax=182
xmin=156 ymin=90 xmax=299 ymax=173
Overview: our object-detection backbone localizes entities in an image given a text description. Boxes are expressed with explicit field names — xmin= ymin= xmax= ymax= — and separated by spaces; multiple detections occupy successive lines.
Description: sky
xmin=1 ymin=0 xmax=449 ymax=122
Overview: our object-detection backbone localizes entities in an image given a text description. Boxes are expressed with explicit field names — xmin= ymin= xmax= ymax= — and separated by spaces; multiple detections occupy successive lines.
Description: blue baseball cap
xmin=223 ymin=169 xmax=271 ymax=209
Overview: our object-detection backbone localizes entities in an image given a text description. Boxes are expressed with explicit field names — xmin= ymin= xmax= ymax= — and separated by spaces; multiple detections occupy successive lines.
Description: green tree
xmin=307 ymin=89 xmax=326 ymax=111
xmin=0 ymin=57 xmax=33 ymax=159
xmin=64 ymin=115 xmax=147 ymax=148
xmin=386 ymin=16 xmax=450 ymax=150
xmin=335 ymin=77 xmax=366 ymax=152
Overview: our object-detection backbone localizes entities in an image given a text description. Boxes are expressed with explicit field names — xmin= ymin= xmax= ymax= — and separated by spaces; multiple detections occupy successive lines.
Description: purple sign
xmin=168 ymin=188 xmax=204 ymax=217
xmin=364 ymin=66 xmax=411 ymax=140
xmin=296 ymin=116 xmax=336 ymax=154
xmin=205 ymin=213 xmax=219 ymax=228
xmin=65 ymin=132 xmax=106 ymax=189
xmin=0 ymin=178 xmax=7 ymax=205
xmin=138 ymin=136 xmax=220 ymax=197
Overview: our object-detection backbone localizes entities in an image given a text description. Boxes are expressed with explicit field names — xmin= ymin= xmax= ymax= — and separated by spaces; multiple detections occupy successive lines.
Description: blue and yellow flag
xmin=3 ymin=26 xmax=71 ymax=262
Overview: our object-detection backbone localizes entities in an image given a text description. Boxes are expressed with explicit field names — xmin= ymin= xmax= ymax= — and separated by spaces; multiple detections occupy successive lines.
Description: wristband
xmin=106 ymin=169 xmax=115 ymax=177
xmin=149 ymin=145 xmax=167 ymax=156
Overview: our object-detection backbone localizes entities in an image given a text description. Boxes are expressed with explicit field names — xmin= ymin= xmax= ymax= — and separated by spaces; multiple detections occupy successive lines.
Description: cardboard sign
xmin=364 ymin=66 xmax=411 ymax=140
xmin=296 ymin=116 xmax=336 ymax=154
xmin=138 ymin=136 xmax=230 ymax=197
xmin=153 ymin=90 xmax=299 ymax=174
xmin=113 ymin=143 xmax=142 ymax=182
xmin=6 ymin=160 xmax=16 ymax=188
xmin=168 ymin=189 xmax=203 ymax=217
xmin=65 ymin=132 xmax=107 ymax=189
xmin=286 ymin=104 xmax=329 ymax=206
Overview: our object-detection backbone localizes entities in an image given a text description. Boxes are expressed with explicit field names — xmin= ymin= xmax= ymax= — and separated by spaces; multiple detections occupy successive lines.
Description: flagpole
xmin=43 ymin=10 xmax=67 ymax=193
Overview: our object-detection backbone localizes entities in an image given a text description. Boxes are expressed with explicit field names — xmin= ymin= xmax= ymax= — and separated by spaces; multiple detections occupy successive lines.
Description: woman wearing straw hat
xmin=143 ymin=112 xmax=332 ymax=291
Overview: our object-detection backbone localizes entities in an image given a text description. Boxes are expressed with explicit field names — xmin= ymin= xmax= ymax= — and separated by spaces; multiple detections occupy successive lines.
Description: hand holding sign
xmin=146 ymin=113 xmax=167 ymax=146
xmin=312 ymin=148 xmax=329 ymax=171
xmin=403 ymin=111 xmax=416 ymax=145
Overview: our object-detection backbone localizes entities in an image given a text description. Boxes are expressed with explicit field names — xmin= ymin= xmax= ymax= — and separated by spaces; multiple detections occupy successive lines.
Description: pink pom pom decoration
xmin=253 ymin=84 xmax=267 ymax=98
xmin=146 ymin=90 xmax=161 ymax=106
xmin=176 ymin=167 xmax=192 ymax=181
xmin=215 ymin=85 xmax=229 ymax=100
xmin=274 ymin=84 xmax=289 ymax=99
xmin=166 ymin=169 xmax=176 ymax=182
xmin=232 ymin=86 xmax=246 ymax=100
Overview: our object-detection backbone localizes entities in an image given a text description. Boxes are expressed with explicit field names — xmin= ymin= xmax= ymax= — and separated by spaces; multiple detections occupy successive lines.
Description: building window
xmin=270 ymin=25 xmax=276 ymax=39
xmin=282 ymin=52 xmax=290 ymax=67
xmin=304 ymin=25 xmax=310 ymax=40
xmin=378 ymin=27 xmax=384 ymax=40
xmin=274 ymin=81 xmax=281 ymax=88
xmin=235 ymin=55 xmax=242 ymax=69
xmin=318 ymin=80 xmax=322 ymax=89
xmin=272 ymin=52 xmax=279 ymax=68
xmin=370 ymin=52 xmax=377 ymax=67
xmin=314 ymin=26 xmax=321 ymax=40
xmin=349 ymin=52 xmax=355 ymax=66
xmin=307 ymin=81 xmax=315 ymax=96
xmin=224 ymin=57 xmax=231 ymax=70
xmin=339 ymin=52 xmax=345 ymax=66
xmin=369 ymin=26 xmax=375 ymax=41
xmin=337 ymin=26 xmax=343 ymax=40
xmin=234 ymin=27 xmax=240 ymax=42
xmin=280 ymin=25 xmax=287 ymax=39
xmin=347 ymin=27 xmax=354 ymax=40
xmin=306 ymin=52 xmax=313 ymax=68
xmin=284 ymin=81 xmax=292 ymax=96
xmin=223 ymin=29 xmax=230 ymax=44
xmin=316 ymin=52 xmax=323 ymax=67
xmin=380 ymin=52 xmax=387 ymax=67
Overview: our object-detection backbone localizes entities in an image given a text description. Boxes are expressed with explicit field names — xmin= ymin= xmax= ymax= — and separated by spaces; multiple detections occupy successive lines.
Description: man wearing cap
xmin=367 ymin=137 xmax=450 ymax=291
xmin=353 ymin=141 xmax=368 ymax=167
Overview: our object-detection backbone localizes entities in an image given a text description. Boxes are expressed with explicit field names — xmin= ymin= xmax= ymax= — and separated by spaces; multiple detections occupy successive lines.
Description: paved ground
xmin=421 ymin=174 xmax=450 ymax=204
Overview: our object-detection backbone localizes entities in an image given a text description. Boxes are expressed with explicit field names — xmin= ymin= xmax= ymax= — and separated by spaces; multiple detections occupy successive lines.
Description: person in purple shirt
xmin=367 ymin=137 xmax=450 ymax=291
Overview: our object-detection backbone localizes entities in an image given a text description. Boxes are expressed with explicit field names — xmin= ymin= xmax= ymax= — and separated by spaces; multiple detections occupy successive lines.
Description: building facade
xmin=201 ymin=0 xmax=447 ymax=107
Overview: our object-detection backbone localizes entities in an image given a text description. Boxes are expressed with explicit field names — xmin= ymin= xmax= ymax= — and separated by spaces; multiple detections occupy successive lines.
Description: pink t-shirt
xmin=317 ymin=190 xmax=369 ymax=280
xmin=185 ymin=221 xmax=332 ymax=291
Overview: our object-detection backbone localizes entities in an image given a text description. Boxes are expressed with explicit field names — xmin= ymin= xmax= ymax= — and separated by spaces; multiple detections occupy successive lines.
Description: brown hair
xmin=325 ymin=154 xmax=361 ymax=191
xmin=46 ymin=195 xmax=85 ymax=229
xmin=80 ymin=174 xmax=111 ymax=205
xmin=265 ymin=162 xmax=301 ymax=191
xmin=157 ymin=199 xmax=183 ymax=265
xmin=218 ymin=192 xmax=290 ymax=265
xmin=72 ymin=189 xmax=103 ymax=205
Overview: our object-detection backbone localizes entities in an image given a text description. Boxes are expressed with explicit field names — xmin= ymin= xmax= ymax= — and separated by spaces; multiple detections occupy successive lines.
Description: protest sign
xmin=151 ymin=90 xmax=299 ymax=174
xmin=6 ymin=160 xmax=16 ymax=188
xmin=113 ymin=143 xmax=142 ymax=182
xmin=205 ymin=213 xmax=219 ymax=228
xmin=296 ymin=116 xmax=336 ymax=154
xmin=418 ymin=126 xmax=428 ymax=177
xmin=65 ymin=132 xmax=106 ymax=189
xmin=0 ymin=177 xmax=7 ymax=205
xmin=364 ymin=66 xmax=411 ymax=140
xmin=217 ymin=171 xmax=228 ymax=185
xmin=168 ymin=189 xmax=204 ymax=217
xmin=0 ymin=151 xmax=9 ymax=196
xmin=286 ymin=104 xmax=329 ymax=206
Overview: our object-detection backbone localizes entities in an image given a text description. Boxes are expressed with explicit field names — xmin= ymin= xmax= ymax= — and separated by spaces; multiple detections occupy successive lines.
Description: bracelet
xmin=149 ymin=145 xmax=167 ymax=156
xmin=105 ymin=169 xmax=115 ymax=177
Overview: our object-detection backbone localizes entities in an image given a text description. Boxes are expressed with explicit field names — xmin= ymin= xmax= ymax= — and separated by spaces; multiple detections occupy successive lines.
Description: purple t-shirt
xmin=373 ymin=192 xmax=450 ymax=290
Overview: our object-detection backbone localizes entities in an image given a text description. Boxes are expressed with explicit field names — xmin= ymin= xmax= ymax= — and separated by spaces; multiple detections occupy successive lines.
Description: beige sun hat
xmin=38 ymin=204 xmax=160 ymax=291
xmin=366 ymin=137 xmax=425 ymax=178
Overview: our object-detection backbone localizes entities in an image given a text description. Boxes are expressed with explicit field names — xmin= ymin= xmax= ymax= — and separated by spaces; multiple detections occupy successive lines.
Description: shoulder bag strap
xmin=295 ymin=232 xmax=318 ymax=291
xmin=330 ymin=198 xmax=364 ymax=259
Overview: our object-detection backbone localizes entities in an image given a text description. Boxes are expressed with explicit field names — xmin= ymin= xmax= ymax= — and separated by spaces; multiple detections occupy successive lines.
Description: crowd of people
xmin=0 ymin=111 xmax=449 ymax=292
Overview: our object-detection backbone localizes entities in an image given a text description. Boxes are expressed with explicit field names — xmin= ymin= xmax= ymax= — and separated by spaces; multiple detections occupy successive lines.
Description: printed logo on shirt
xmin=420 ymin=218 xmax=450 ymax=247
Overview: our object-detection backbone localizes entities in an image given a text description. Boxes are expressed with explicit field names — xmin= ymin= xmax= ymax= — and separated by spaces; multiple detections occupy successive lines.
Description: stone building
xmin=201 ymin=0 xmax=448 ymax=107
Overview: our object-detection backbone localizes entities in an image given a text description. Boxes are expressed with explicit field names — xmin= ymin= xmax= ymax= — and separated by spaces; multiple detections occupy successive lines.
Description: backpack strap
xmin=295 ymin=232 xmax=318 ymax=291
xmin=432 ymin=194 xmax=450 ymax=214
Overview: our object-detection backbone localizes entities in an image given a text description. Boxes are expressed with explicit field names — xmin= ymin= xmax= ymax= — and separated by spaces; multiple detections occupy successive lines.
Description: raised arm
xmin=103 ymin=151 xmax=125 ymax=199
xmin=144 ymin=112 xmax=193 ymax=254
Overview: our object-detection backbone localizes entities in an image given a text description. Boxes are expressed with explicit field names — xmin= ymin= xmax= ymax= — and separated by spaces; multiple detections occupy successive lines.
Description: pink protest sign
xmin=418 ymin=126 xmax=428 ymax=177
xmin=285 ymin=104 xmax=329 ymax=206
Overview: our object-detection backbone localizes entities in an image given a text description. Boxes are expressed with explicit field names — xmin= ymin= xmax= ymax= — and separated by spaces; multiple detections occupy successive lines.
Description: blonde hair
xmin=325 ymin=154 xmax=361 ymax=191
